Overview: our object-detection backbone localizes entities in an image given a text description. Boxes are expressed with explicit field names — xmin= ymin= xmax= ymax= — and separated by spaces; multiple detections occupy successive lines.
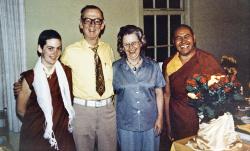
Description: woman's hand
xmin=154 ymin=87 xmax=164 ymax=136
xmin=154 ymin=116 xmax=163 ymax=136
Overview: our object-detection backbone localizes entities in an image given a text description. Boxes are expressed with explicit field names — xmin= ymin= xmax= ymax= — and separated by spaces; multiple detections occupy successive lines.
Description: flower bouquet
xmin=186 ymin=73 xmax=244 ymax=123
xmin=185 ymin=73 xmax=245 ymax=151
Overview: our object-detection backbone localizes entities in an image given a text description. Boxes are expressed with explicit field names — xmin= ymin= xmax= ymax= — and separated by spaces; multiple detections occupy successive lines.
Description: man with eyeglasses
xmin=60 ymin=5 xmax=116 ymax=151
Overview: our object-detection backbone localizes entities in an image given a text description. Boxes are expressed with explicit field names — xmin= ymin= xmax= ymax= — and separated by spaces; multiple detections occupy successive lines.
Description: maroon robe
xmin=19 ymin=64 xmax=76 ymax=151
xmin=163 ymin=49 xmax=224 ymax=140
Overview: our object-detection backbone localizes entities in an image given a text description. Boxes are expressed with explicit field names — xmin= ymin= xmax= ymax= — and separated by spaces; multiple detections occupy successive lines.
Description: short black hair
xmin=173 ymin=24 xmax=194 ymax=38
xmin=37 ymin=29 xmax=61 ymax=56
xmin=38 ymin=29 xmax=61 ymax=48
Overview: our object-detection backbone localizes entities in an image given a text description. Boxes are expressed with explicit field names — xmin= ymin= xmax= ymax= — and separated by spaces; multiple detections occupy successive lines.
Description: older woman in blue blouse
xmin=113 ymin=25 xmax=166 ymax=151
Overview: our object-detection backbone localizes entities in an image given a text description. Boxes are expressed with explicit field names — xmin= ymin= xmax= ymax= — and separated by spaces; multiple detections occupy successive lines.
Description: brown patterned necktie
xmin=91 ymin=46 xmax=105 ymax=96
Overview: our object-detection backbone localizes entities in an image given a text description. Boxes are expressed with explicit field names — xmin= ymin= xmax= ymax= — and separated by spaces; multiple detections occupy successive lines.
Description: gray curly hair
xmin=117 ymin=25 xmax=147 ymax=57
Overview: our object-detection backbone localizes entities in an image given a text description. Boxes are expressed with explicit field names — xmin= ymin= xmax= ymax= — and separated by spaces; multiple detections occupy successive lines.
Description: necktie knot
xmin=91 ymin=46 xmax=98 ymax=53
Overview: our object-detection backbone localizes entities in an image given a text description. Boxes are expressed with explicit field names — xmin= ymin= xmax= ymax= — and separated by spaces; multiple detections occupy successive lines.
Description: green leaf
xmin=233 ymin=93 xmax=244 ymax=101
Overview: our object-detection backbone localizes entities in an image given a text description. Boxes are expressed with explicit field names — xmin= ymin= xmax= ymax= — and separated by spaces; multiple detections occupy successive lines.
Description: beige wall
xmin=25 ymin=0 xmax=140 ymax=68
xmin=190 ymin=0 xmax=250 ymax=90
xmin=25 ymin=0 xmax=249 ymax=91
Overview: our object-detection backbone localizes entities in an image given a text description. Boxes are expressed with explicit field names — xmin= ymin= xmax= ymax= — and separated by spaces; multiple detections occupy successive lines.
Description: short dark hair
xmin=117 ymin=25 xmax=147 ymax=58
xmin=173 ymin=24 xmax=194 ymax=39
xmin=37 ymin=29 xmax=61 ymax=56
xmin=79 ymin=5 xmax=105 ymax=35
xmin=80 ymin=5 xmax=104 ymax=20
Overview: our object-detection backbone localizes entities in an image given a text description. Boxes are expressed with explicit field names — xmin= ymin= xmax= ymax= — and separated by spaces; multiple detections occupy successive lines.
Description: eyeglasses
xmin=81 ymin=17 xmax=103 ymax=25
xmin=123 ymin=41 xmax=140 ymax=49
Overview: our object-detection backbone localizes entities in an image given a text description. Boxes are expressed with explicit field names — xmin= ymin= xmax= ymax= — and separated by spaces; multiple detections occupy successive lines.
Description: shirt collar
xmin=121 ymin=56 xmax=150 ymax=71
xmin=80 ymin=38 xmax=103 ymax=48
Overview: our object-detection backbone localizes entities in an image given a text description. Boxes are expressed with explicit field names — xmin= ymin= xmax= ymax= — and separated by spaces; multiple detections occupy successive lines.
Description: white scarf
xmin=33 ymin=57 xmax=75 ymax=150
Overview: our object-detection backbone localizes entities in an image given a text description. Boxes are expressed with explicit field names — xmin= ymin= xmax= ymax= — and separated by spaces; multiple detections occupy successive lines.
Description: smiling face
xmin=80 ymin=8 xmax=105 ymax=42
xmin=38 ymin=38 xmax=62 ymax=68
xmin=123 ymin=33 xmax=142 ymax=61
xmin=174 ymin=27 xmax=196 ymax=56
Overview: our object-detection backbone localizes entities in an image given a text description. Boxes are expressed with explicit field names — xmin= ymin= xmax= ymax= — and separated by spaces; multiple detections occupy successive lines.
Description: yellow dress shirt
xmin=61 ymin=38 xmax=114 ymax=100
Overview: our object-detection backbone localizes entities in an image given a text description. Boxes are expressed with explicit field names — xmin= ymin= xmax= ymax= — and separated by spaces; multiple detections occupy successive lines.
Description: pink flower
xmin=200 ymin=76 xmax=208 ymax=84
xmin=224 ymin=87 xmax=231 ymax=93
xmin=193 ymin=73 xmax=200 ymax=79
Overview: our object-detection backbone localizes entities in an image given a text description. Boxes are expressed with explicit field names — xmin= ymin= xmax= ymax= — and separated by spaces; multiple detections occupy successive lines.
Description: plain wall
xmin=190 ymin=0 xmax=250 ymax=91
xmin=25 ymin=0 xmax=140 ymax=68
xmin=25 ymin=0 xmax=249 ymax=92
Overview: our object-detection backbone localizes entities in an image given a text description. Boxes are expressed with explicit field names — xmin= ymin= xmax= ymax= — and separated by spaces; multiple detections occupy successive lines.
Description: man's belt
xmin=74 ymin=97 xmax=113 ymax=108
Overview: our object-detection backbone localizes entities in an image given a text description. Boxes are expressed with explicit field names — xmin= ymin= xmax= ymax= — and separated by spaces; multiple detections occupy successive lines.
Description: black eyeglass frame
xmin=81 ymin=17 xmax=104 ymax=25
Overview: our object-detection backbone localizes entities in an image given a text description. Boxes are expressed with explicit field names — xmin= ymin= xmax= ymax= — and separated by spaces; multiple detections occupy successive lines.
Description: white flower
xmin=187 ymin=93 xmax=198 ymax=99
xmin=198 ymin=114 xmax=204 ymax=121
xmin=208 ymin=75 xmax=225 ymax=87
